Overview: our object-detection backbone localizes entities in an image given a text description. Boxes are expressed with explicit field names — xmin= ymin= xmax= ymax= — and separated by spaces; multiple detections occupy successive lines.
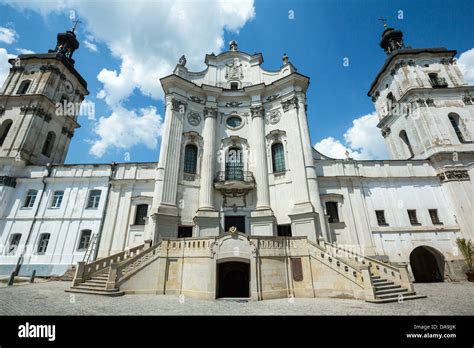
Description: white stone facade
xmin=0 ymin=30 xmax=473 ymax=300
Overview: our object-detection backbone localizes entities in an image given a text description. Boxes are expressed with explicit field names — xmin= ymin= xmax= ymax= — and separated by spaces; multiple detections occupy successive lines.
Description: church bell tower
xmin=368 ymin=25 xmax=474 ymax=160
xmin=0 ymin=26 xmax=89 ymax=166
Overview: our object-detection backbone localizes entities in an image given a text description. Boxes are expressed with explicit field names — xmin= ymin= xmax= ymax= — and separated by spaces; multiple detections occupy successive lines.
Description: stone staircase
xmin=320 ymin=241 xmax=426 ymax=303
xmin=67 ymin=242 xmax=162 ymax=297
xmin=65 ymin=269 xmax=124 ymax=297
xmin=366 ymin=275 xmax=426 ymax=303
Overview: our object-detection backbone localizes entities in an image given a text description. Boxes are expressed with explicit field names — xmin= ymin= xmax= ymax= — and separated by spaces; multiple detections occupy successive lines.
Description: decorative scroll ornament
xmin=437 ymin=170 xmax=470 ymax=182
xmin=250 ymin=105 xmax=264 ymax=118
xmin=267 ymin=109 xmax=281 ymax=124
xmin=229 ymin=226 xmax=238 ymax=235
xmin=171 ymin=98 xmax=187 ymax=113
xmin=203 ymin=107 xmax=218 ymax=118
xmin=0 ymin=176 xmax=17 ymax=188
xmin=187 ymin=112 xmax=201 ymax=126
xmin=282 ymin=96 xmax=298 ymax=112
xmin=225 ymin=57 xmax=243 ymax=80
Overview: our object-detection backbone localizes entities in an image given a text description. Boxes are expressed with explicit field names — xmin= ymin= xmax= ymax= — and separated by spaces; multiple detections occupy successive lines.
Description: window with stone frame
xmin=271 ymin=142 xmax=286 ymax=173
xmin=0 ymin=119 xmax=13 ymax=147
xmin=86 ymin=190 xmax=101 ymax=209
xmin=407 ymin=209 xmax=420 ymax=225
xmin=375 ymin=210 xmax=388 ymax=226
xmin=42 ymin=131 xmax=56 ymax=157
xmin=448 ymin=113 xmax=465 ymax=143
xmin=326 ymin=201 xmax=340 ymax=223
xmin=134 ymin=204 xmax=148 ymax=225
xmin=183 ymin=144 xmax=198 ymax=174
xmin=37 ymin=233 xmax=50 ymax=254
xmin=16 ymin=80 xmax=31 ymax=95
xmin=24 ymin=189 xmax=38 ymax=208
xmin=8 ymin=233 xmax=21 ymax=255
xmin=51 ymin=190 xmax=64 ymax=208
xmin=428 ymin=209 xmax=443 ymax=225
xmin=78 ymin=229 xmax=92 ymax=250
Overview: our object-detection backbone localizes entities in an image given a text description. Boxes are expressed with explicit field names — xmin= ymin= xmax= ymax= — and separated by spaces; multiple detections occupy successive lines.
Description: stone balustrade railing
xmin=109 ymin=242 xmax=163 ymax=288
xmin=321 ymin=241 xmax=413 ymax=292
xmin=307 ymin=240 xmax=364 ymax=287
xmin=72 ymin=244 xmax=144 ymax=286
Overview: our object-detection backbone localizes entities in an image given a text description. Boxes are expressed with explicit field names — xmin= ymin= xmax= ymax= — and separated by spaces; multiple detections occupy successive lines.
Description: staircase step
xmin=375 ymin=287 xmax=408 ymax=295
xmin=85 ymin=279 xmax=108 ymax=285
xmin=80 ymin=282 xmax=107 ymax=288
xmin=373 ymin=280 xmax=393 ymax=286
xmin=366 ymin=294 xmax=427 ymax=304
xmin=65 ymin=287 xmax=124 ymax=297
xmin=376 ymin=291 xmax=416 ymax=299
xmin=73 ymin=285 xmax=118 ymax=292
xmin=374 ymin=284 xmax=401 ymax=291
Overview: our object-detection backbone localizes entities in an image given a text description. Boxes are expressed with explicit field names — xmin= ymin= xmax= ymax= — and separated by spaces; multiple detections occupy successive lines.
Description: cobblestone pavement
xmin=0 ymin=281 xmax=472 ymax=315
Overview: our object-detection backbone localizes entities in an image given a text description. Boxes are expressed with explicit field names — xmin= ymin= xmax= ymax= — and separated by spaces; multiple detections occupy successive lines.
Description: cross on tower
xmin=378 ymin=17 xmax=388 ymax=29
xmin=71 ymin=19 xmax=82 ymax=33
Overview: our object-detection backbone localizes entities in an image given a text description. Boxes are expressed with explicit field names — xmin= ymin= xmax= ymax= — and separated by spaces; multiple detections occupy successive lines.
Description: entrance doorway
xmin=224 ymin=216 xmax=246 ymax=233
xmin=216 ymin=261 xmax=250 ymax=298
xmin=409 ymin=246 xmax=444 ymax=282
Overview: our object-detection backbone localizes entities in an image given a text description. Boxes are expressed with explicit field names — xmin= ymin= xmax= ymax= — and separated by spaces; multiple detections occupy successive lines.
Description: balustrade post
xmin=360 ymin=265 xmax=376 ymax=300
xmin=72 ymin=261 xmax=85 ymax=286
xmin=106 ymin=263 xmax=118 ymax=290
xmin=397 ymin=264 xmax=414 ymax=291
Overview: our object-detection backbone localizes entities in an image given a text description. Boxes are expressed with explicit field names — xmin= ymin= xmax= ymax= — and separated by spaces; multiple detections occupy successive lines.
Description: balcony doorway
xmin=224 ymin=216 xmax=246 ymax=234
xmin=225 ymin=147 xmax=243 ymax=180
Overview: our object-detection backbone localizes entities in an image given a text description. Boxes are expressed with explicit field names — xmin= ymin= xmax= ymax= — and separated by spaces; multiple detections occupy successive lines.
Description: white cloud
xmin=314 ymin=112 xmax=389 ymax=160
xmin=88 ymin=106 xmax=163 ymax=157
xmin=0 ymin=26 xmax=18 ymax=44
xmin=83 ymin=40 xmax=98 ymax=52
xmin=2 ymin=0 xmax=255 ymax=156
xmin=0 ymin=48 xmax=16 ymax=87
xmin=458 ymin=48 xmax=474 ymax=85
xmin=314 ymin=137 xmax=360 ymax=159
xmin=16 ymin=48 xmax=34 ymax=54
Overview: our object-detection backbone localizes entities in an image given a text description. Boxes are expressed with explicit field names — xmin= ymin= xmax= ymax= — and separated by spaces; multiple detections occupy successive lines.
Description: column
xmin=250 ymin=105 xmax=271 ymax=209
xmin=198 ymin=107 xmax=217 ymax=210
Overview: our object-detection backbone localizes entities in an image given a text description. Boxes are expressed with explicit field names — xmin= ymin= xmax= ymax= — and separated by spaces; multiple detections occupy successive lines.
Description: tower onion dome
xmin=48 ymin=29 xmax=80 ymax=65
xmin=379 ymin=26 xmax=405 ymax=55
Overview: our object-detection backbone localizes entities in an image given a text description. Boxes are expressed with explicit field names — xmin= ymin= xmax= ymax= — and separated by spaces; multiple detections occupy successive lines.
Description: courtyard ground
xmin=0 ymin=279 xmax=472 ymax=315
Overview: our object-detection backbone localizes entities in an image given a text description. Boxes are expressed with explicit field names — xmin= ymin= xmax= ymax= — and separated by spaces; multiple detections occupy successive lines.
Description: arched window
xmin=0 ymin=119 xmax=13 ymax=147
xmin=448 ymin=113 xmax=465 ymax=143
xmin=183 ymin=144 xmax=198 ymax=174
xmin=16 ymin=80 xmax=31 ymax=95
xmin=271 ymin=142 xmax=286 ymax=173
xmin=42 ymin=131 xmax=56 ymax=157
xmin=399 ymin=130 xmax=414 ymax=158
xmin=387 ymin=92 xmax=396 ymax=110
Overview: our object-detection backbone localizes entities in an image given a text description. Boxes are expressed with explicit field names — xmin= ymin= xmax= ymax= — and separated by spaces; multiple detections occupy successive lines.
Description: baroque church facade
xmin=0 ymin=26 xmax=472 ymax=301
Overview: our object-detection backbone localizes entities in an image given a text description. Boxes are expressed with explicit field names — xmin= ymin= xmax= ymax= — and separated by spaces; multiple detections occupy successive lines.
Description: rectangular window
xmin=78 ymin=230 xmax=92 ymax=250
xmin=326 ymin=202 xmax=339 ymax=223
xmin=86 ymin=190 xmax=101 ymax=209
xmin=24 ymin=190 xmax=38 ymax=208
xmin=407 ymin=209 xmax=420 ymax=225
xmin=8 ymin=233 xmax=22 ymax=255
xmin=177 ymin=226 xmax=193 ymax=238
xmin=375 ymin=210 xmax=388 ymax=226
xmin=134 ymin=204 xmax=148 ymax=225
xmin=51 ymin=190 xmax=64 ymax=208
xmin=37 ymin=233 xmax=50 ymax=254
xmin=277 ymin=224 xmax=292 ymax=237
xmin=429 ymin=209 xmax=443 ymax=225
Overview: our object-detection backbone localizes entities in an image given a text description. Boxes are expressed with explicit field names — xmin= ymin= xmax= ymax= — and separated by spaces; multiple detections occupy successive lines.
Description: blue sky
xmin=0 ymin=0 xmax=473 ymax=163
